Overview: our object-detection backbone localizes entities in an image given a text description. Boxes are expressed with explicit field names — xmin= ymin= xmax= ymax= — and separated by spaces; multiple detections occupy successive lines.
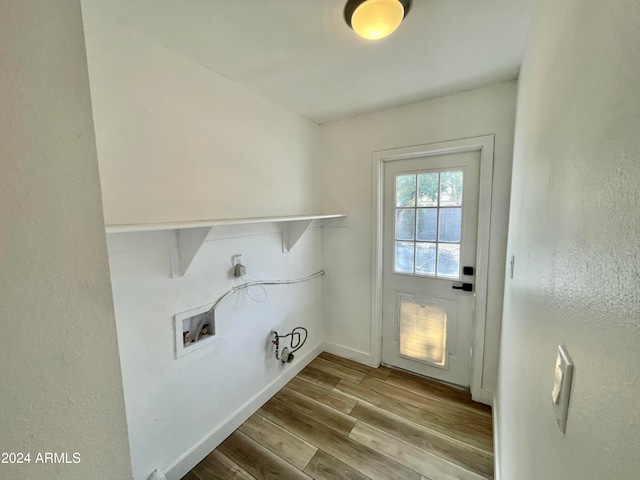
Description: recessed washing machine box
xmin=173 ymin=303 xmax=218 ymax=359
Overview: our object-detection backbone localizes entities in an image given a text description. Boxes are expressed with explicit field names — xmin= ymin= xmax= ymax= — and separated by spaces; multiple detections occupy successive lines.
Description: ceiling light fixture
xmin=344 ymin=0 xmax=412 ymax=40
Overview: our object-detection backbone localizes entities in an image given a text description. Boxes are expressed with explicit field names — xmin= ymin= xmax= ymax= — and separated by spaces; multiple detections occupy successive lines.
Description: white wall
xmin=107 ymin=228 xmax=324 ymax=480
xmin=496 ymin=1 xmax=640 ymax=479
xmin=317 ymin=82 xmax=517 ymax=395
xmin=82 ymin=6 xmax=320 ymax=226
xmin=81 ymin=7 xmax=327 ymax=480
xmin=0 ymin=2 xmax=132 ymax=479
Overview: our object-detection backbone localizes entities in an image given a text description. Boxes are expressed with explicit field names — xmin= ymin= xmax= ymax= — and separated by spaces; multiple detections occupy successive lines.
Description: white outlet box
xmin=552 ymin=345 xmax=574 ymax=433
xmin=173 ymin=303 xmax=218 ymax=359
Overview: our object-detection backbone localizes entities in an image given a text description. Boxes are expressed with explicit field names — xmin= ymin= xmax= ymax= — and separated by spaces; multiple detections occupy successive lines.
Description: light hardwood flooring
xmin=184 ymin=352 xmax=494 ymax=480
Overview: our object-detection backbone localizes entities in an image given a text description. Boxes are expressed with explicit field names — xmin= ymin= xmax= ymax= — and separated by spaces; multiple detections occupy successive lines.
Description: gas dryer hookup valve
xmin=271 ymin=327 xmax=308 ymax=364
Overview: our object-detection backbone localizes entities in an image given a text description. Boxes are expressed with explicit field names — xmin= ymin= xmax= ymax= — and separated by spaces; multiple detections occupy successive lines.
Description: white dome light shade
xmin=346 ymin=0 xmax=409 ymax=40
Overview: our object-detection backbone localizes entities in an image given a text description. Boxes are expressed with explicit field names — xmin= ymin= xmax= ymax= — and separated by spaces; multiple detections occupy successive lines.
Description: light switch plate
xmin=552 ymin=345 xmax=573 ymax=433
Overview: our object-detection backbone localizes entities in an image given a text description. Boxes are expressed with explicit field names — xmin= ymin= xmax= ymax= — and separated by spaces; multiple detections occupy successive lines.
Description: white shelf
xmin=105 ymin=214 xmax=346 ymax=277
xmin=104 ymin=214 xmax=344 ymax=234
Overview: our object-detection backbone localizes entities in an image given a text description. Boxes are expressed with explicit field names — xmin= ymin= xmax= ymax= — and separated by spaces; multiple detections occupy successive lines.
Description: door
xmin=382 ymin=150 xmax=480 ymax=387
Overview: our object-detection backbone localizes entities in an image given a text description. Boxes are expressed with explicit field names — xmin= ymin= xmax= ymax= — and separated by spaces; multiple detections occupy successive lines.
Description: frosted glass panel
xmin=399 ymin=298 xmax=448 ymax=367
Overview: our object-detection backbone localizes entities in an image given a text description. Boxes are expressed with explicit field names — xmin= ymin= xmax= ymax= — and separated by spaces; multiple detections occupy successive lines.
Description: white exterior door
xmin=382 ymin=150 xmax=480 ymax=387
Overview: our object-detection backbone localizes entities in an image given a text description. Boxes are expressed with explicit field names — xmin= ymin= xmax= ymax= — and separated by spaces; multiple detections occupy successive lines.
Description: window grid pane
xmin=396 ymin=174 xmax=416 ymax=207
xmin=417 ymin=173 xmax=439 ymax=207
xmin=394 ymin=170 xmax=464 ymax=278
xmin=415 ymin=242 xmax=436 ymax=275
xmin=437 ymin=243 xmax=461 ymax=277
xmin=396 ymin=208 xmax=416 ymax=241
xmin=416 ymin=208 xmax=437 ymax=241
xmin=438 ymin=207 xmax=462 ymax=243
xmin=439 ymin=171 xmax=464 ymax=206
xmin=395 ymin=241 xmax=414 ymax=273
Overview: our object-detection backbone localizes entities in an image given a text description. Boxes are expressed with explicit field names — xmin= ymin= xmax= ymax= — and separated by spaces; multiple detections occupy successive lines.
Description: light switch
xmin=552 ymin=345 xmax=573 ymax=433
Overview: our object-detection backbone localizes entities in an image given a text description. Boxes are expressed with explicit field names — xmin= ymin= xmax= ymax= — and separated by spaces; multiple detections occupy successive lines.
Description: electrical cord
xmin=240 ymin=276 xmax=268 ymax=303
xmin=194 ymin=270 xmax=324 ymax=341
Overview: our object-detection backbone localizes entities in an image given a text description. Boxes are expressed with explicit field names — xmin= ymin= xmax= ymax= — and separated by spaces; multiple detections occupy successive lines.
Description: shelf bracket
xmin=281 ymin=219 xmax=315 ymax=253
xmin=170 ymin=227 xmax=211 ymax=277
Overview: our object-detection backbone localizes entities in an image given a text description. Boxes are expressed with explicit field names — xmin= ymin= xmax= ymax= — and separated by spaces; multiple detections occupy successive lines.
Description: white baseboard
xmin=163 ymin=341 xmax=323 ymax=480
xmin=321 ymin=341 xmax=376 ymax=367
xmin=472 ymin=387 xmax=494 ymax=407
xmin=492 ymin=394 xmax=501 ymax=480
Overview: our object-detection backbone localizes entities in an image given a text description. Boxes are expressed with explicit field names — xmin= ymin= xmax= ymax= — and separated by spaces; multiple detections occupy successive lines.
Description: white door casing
xmin=371 ymin=136 xmax=495 ymax=404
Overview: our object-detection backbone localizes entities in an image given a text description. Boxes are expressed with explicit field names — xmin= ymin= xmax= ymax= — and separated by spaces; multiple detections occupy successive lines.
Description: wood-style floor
xmin=183 ymin=352 xmax=494 ymax=480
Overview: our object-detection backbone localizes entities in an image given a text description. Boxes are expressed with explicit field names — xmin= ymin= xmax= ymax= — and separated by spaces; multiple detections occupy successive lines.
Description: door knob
xmin=452 ymin=283 xmax=473 ymax=292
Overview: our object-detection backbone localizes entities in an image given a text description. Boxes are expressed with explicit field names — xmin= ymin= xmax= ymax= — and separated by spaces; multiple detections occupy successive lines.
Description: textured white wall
xmin=317 ymin=82 xmax=517 ymax=395
xmin=81 ymin=6 xmax=327 ymax=479
xmin=82 ymin=6 xmax=320 ymax=226
xmin=497 ymin=1 xmax=640 ymax=479
xmin=0 ymin=2 xmax=132 ymax=479
xmin=107 ymin=228 xmax=324 ymax=479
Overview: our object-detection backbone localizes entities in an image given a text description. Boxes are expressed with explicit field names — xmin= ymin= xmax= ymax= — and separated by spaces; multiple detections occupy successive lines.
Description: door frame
xmin=371 ymin=135 xmax=495 ymax=405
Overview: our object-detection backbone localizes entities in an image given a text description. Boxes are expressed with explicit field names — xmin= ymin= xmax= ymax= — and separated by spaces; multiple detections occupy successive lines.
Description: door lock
xmin=452 ymin=282 xmax=473 ymax=292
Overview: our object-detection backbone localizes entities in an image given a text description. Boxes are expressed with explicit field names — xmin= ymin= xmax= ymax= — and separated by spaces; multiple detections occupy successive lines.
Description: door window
xmin=394 ymin=170 xmax=464 ymax=278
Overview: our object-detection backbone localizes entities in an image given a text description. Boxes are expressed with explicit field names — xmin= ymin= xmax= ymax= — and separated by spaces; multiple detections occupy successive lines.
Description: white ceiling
xmin=82 ymin=0 xmax=535 ymax=124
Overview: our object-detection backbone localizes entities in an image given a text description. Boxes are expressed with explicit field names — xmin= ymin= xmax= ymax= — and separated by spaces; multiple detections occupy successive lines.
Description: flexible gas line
xmin=272 ymin=327 xmax=308 ymax=363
